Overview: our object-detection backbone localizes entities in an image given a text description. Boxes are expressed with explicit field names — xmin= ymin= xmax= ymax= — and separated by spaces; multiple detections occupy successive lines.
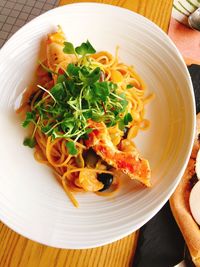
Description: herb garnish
xmin=23 ymin=137 xmax=36 ymax=148
xmin=22 ymin=40 xmax=132 ymax=153
xmin=66 ymin=141 xmax=78 ymax=155
xmin=63 ymin=40 xmax=96 ymax=57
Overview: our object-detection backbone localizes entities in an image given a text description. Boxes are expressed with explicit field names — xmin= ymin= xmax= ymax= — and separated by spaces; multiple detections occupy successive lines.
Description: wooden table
xmin=0 ymin=0 xmax=173 ymax=266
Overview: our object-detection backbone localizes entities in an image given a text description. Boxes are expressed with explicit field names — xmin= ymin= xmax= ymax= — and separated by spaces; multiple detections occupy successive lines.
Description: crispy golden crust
xmin=170 ymin=114 xmax=200 ymax=267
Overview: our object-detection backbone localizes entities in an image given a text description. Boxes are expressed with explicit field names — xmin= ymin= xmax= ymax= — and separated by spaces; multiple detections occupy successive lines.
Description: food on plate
xmin=86 ymin=119 xmax=151 ymax=187
xmin=17 ymin=26 xmax=152 ymax=207
xmin=170 ymin=113 xmax=200 ymax=267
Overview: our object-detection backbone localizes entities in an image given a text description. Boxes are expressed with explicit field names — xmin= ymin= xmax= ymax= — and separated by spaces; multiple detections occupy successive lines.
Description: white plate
xmin=0 ymin=3 xmax=195 ymax=249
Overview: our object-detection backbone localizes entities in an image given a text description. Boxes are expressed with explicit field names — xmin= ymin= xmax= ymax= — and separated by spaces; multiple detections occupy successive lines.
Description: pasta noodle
xmin=17 ymin=26 xmax=153 ymax=207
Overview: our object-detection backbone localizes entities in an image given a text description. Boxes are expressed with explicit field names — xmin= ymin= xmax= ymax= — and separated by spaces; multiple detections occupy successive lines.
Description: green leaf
xmin=118 ymin=113 xmax=132 ymax=130
xmin=79 ymin=67 xmax=100 ymax=85
xmin=41 ymin=124 xmax=54 ymax=135
xmin=86 ymin=40 xmax=96 ymax=54
xmin=66 ymin=141 xmax=78 ymax=155
xmin=64 ymin=79 xmax=76 ymax=96
xmin=84 ymin=87 xmax=95 ymax=103
xmin=88 ymin=67 xmax=101 ymax=84
xmin=61 ymin=118 xmax=74 ymax=132
xmin=63 ymin=42 xmax=76 ymax=55
xmin=50 ymin=83 xmax=66 ymax=102
xmin=57 ymin=74 xmax=66 ymax=84
xmin=94 ymin=81 xmax=110 ymax=101
xmin=80 ymin=66 xmax=90 ymax=76
xmin=126 ymin=84 xmax=132 ymax=89
xmin=75 ymin=40 xmax=96 ymax=56
xmin=75 ymin=43 xmax=88 ymax=56
xmin=23 ymin=137 xmax=36 ymax=148
xmin=123 ymin=113 xmax=133 ymax=125
xmin=22 ymin=111 xmax=36 ymax=128
xmin=83 ymin=110 xmax=92 ymax=119
xmin=67 ymin=63 xmax=80 ymax=77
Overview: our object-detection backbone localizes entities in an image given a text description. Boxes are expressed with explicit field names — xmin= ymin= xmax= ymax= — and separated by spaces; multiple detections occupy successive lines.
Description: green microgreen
xmin=23 ymin=40 xmax=131 ymax=154
xmin=57 ymin=74 xmax=66 ymax=84
xmin=66 ymin=141 xmax=78 ymax=155
xmin=67 ymin=63 xmax=80 ymax=77
xmin=126 ymin=84 xmax=133 ymax=89
xmin=75 ymin=40 xmax=96 ymax=56
xmin=63 ymin=42 xmax=76 ymax=55
xmin=124 ymin=112 xmax=133 ymax=125
xmin=23 ymin=137 xmax=36 ymax=148
xmin=63 ymin=40 xmax=96 ymax=58
xmin=118 ymin=112 xmax=133 ymax=130
xmin=22 ymin=111 xmax=36 ymax=128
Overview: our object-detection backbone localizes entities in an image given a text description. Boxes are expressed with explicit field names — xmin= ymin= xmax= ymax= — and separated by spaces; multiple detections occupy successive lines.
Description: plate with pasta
xmin=0 ymin=3 xmax=195 ymax=249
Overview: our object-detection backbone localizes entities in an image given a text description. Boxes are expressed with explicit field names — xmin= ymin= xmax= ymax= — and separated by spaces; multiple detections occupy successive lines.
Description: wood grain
xmin=59 ymin=0 xmax=173 ymax=32
xmin=0 ymin=0 xmax=173 ymax=266
xmin=0 ymin=222 xmax=138 ymax=267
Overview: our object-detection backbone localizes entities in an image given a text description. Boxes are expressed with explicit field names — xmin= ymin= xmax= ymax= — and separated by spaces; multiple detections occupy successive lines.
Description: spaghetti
xmin=17 ymin=26 xmax=153 ymax=207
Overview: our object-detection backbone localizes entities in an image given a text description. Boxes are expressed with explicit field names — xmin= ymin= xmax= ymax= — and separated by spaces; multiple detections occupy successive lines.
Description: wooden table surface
xmin=0 ymin=0 xmax=173 ymax=266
